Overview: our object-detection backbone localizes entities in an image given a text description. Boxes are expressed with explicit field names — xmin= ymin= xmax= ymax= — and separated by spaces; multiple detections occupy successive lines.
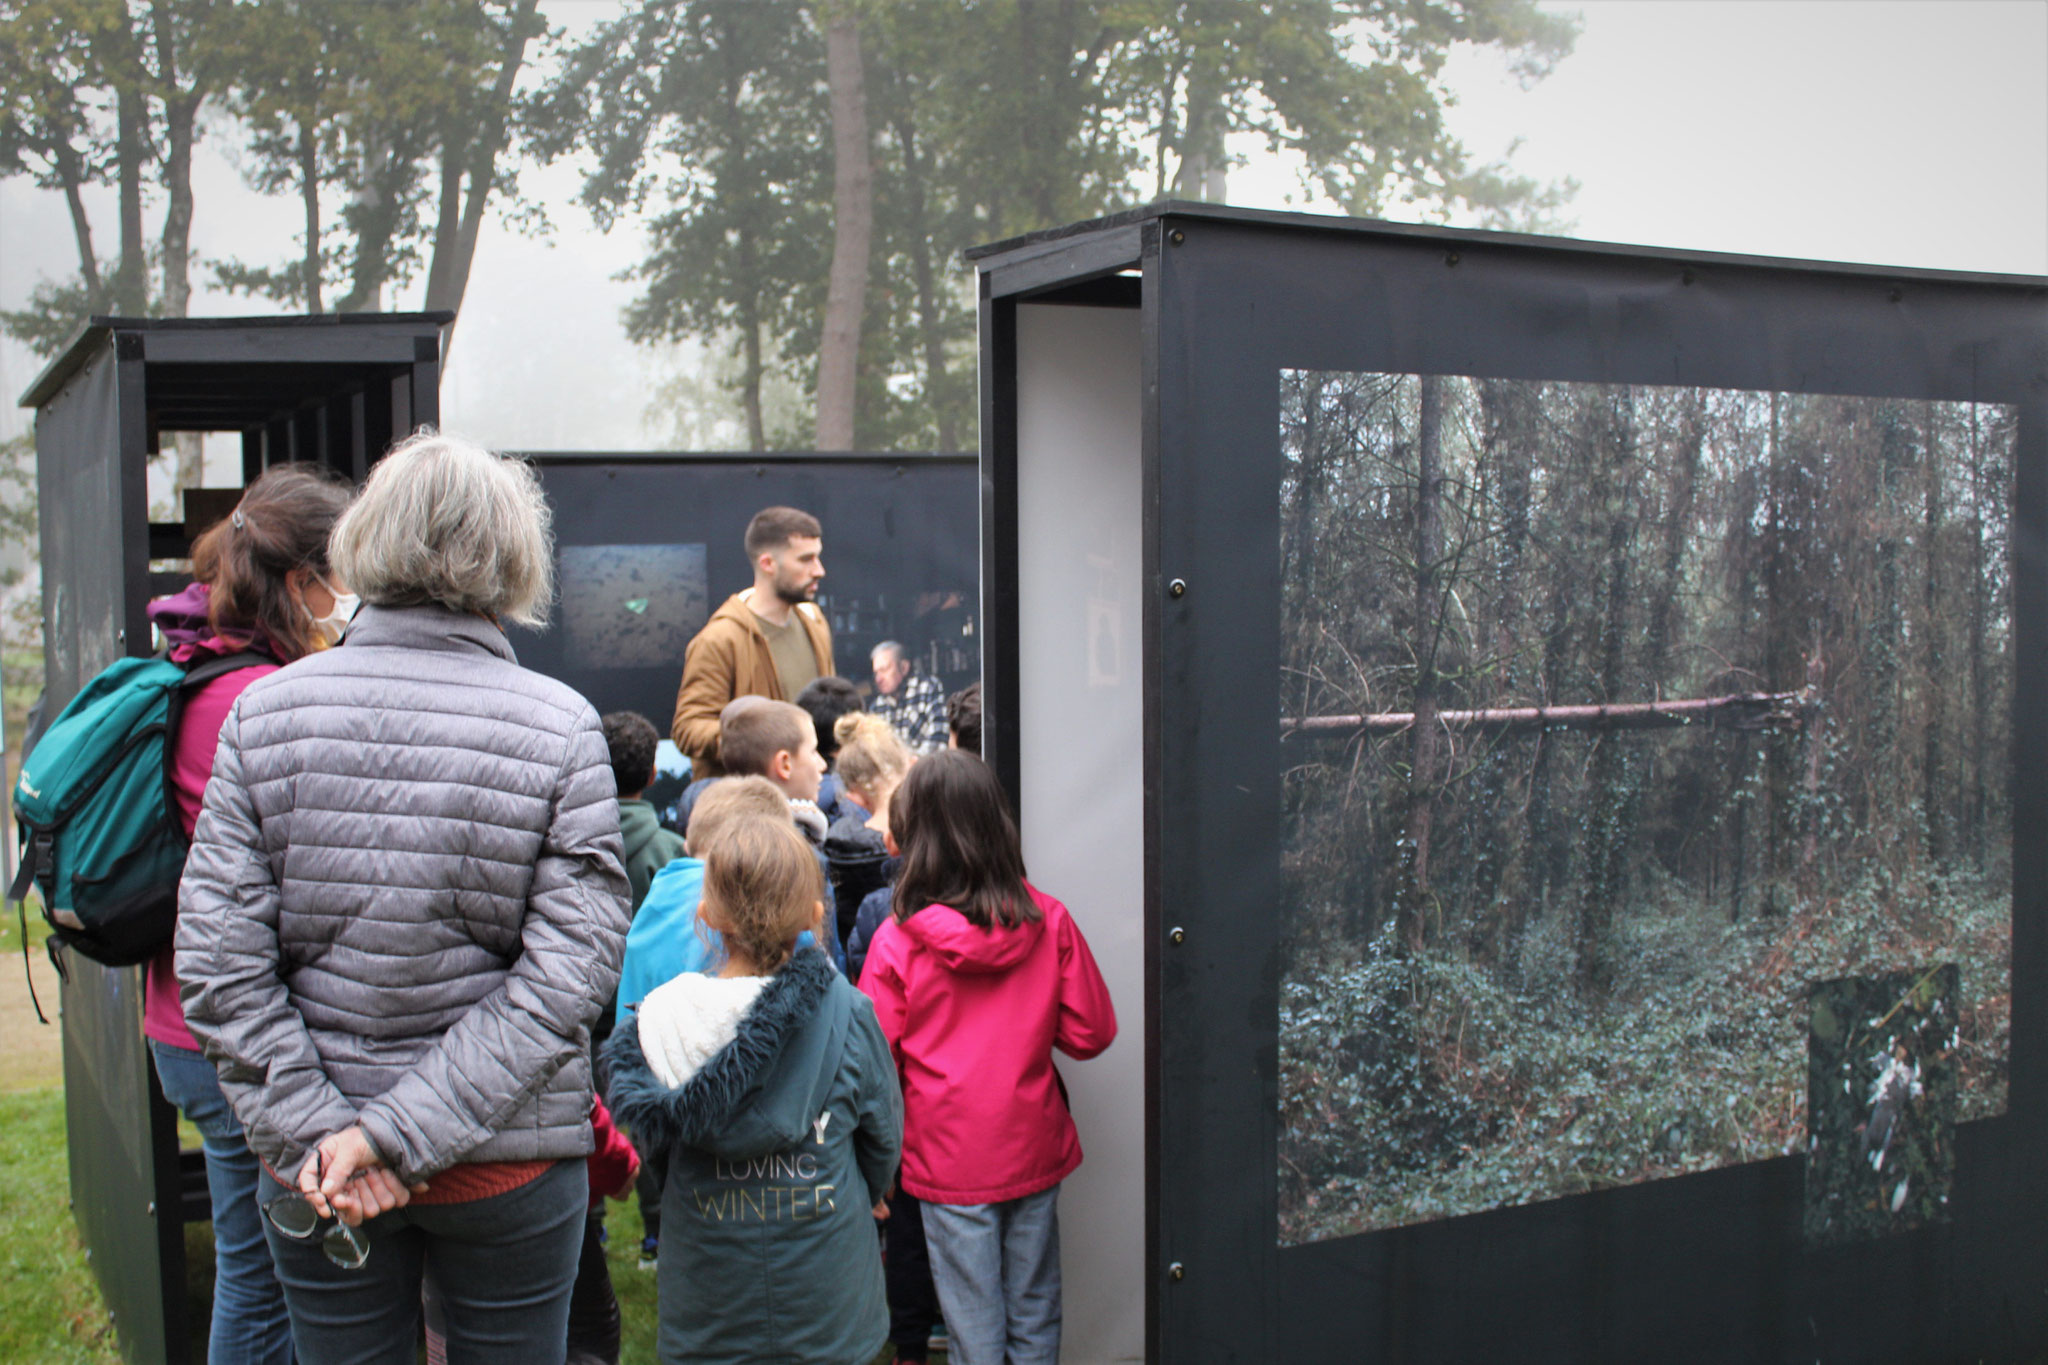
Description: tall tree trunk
xmin=158 ymin=96 xmax=198 ymax=316
xmin=425 ymin=135 xmax=465 ymax=306
xmin=1968 ymin=403 xmax=1989 ymax=867
xmin=113 ymin=75 xmax=149 ymax=312
xmin=1172 ymin=70 xmax=1228 ymax=200
xmin=1762 ymin=392 xmax=1804 ymax=903
xmin=1471 ymin=380 xmax=1536 ymax=966
xmin=1578 ymin=390 xmax=1637 ymax=996
xmin=1398 ymin=376 xmax=1444 ymax=954
xmin=424 ymin=0 xmax=540 ymax=361
xmin=892 ymin=109 xmax=954 ymax=450
xmin=817 ymin=6 xmax=871 ymax=451
xmin=738 ymin=214 xmax=767 ymax=452
xmin=1921 ymin=405 xmax=1946 ymax=868
xmin=53 ymin=142 xmax=105 ymax=303
xmin=150 ymin=0 xmax=201 ymax=319
xmin=338 ymin=124 xmax=424 ymax=313
xmin=1644 ymin=395 xmax=1702 ymax=682
xmin=298 ymin=119 xmax=324 ymax=312
xmin=1871 ymin=405 xmax=1907 ymax=857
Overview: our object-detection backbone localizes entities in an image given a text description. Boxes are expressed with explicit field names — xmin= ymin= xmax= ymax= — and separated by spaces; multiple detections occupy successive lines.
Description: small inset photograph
xmin=559 ymin=543 xmax=709 ymax=670
xmin=1805 ymin=966 xmax=1960 ymax=1247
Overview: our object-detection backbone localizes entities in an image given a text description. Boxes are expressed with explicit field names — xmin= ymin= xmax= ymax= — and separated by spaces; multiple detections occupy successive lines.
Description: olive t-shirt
xmin=755 ymin=608 xmax=821 ymax=701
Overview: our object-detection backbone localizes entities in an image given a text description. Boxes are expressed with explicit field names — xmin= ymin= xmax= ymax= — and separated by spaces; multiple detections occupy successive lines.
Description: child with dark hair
xmin=945 ymin=681 xmax=981 ymax=755
xmin=597 ymin=709 xmax=690 ymax=1276
xmin=605 ymin=818 xmax=902 ymax=1365
xmin=602 ymin=711 xmax=691 ymax=914
xmin=859 ymin=751 xmax=1118 ymax=1365
xmin=795 ymin=675 xmax=864 ymax=822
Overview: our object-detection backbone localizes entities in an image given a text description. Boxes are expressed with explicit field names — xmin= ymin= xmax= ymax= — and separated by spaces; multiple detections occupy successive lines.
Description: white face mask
xmin=303 ymin=578 xmax=360 ymax=646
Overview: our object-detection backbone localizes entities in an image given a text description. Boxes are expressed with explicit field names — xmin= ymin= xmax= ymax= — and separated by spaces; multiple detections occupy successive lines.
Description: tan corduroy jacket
xmin=671 ymin=590 xmax=835 ymax=777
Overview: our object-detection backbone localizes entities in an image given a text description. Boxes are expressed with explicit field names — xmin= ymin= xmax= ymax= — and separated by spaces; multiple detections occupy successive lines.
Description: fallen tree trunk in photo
xmin=1282 ymin=691 xmax=1818 ymax=739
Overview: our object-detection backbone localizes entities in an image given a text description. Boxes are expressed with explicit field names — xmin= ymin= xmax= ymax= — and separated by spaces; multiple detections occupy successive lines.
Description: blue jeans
xmin=922 ymin=1184 xmax=1062 ymax=1365
xmin=258 ymin=1156 xmax=586 ymax=1365
xmin=150 ymin=1039 xmax=297 ymax=1365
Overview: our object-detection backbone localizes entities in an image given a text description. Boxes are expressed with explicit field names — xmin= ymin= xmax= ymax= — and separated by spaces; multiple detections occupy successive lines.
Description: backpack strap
xmin=179 ymin=650 xmax=275 ymax=692
xmin=160 ymin=650 xmax=276 ymax=845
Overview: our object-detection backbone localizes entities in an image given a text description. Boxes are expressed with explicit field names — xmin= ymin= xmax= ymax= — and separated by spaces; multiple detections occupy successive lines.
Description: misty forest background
xmin=0 ymin=0 xmax=1582 ymax=739
xmin=1276 ymin=372 xmax=2014 ymax=1244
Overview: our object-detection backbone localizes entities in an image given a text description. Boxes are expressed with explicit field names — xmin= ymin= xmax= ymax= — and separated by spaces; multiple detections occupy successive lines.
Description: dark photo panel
xmin=1276 ymin=371 xmax=2015 ymax=1246
xmin=503 ymin=455 xmax=979 ymax=737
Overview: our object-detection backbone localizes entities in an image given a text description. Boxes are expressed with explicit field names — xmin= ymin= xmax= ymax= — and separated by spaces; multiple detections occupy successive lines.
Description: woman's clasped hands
xmin=295 ymin=1125 xmax=429 ymax=1227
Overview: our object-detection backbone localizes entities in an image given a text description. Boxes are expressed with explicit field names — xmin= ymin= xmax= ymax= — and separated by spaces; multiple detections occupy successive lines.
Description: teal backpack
xmin=9 ymin=652 xmax=267 ymax=973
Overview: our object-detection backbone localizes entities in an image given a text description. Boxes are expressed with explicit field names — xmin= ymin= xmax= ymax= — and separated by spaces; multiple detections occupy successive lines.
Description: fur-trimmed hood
xmin=604 ymin=947 xmax=843 ymax=1160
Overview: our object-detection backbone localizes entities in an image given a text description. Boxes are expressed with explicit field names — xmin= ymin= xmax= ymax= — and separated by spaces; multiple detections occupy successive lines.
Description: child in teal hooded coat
xmin=605 ymin=814 xmax=901 ymax=1365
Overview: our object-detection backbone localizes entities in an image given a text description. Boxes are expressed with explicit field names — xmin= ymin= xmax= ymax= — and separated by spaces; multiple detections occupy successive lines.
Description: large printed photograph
xmin=1276 ymin=371 xmax=2014 ymax=1246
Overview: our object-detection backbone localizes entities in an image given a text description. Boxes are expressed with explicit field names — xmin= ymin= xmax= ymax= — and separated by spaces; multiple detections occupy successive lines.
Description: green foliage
xmin=535 ymin=0 xmax=832 ymax=449
xmin=540 ymin=0 xmax=1578 ymax=451
xmin=0 ymin=432 xmax=37 ymax=585
xmin=1101 ymin=0 xmax=1578 ymax=223
xmin=210 ymin=0 xmax=548 ymax=314
xmin=1280 ymin=872 xmax=2010 ymax=1243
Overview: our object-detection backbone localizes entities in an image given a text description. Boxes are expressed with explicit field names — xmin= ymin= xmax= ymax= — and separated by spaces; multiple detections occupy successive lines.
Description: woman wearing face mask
xmin=145 ymin=462 xmax=355 ymax=1365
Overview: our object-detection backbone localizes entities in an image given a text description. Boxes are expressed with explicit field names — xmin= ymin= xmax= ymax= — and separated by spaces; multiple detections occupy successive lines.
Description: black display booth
xmin=968 ymin=203 xmax=2048 ymax=1363
xmin=18 ymin=312 xmax=451 ymax=1364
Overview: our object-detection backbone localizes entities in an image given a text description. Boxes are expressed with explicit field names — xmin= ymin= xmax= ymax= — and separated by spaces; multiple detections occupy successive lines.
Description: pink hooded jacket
xmin=858 ymin=882 xmax=1116 ymax=1204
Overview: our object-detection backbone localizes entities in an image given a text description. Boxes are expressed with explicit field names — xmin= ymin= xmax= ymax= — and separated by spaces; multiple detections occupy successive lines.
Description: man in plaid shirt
xmin=869 ymin=640 xmax=949 ymax=754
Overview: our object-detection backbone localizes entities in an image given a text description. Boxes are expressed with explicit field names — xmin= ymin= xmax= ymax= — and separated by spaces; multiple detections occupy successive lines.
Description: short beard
xmin=773 ymin=577 xmax=816 ymax=607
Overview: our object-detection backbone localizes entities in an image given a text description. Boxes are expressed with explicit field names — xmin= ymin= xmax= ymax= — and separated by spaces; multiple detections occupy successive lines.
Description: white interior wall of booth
xmin=1014 ymin=301 xmax=1146 ymax=1362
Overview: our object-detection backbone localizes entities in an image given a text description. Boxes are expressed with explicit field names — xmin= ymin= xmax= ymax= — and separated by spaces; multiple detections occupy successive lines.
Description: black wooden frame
xmin=971 ymin=201 xmax=2048 ymax=1363
xmin=18 ymin=312 xmax=449 ymax=1364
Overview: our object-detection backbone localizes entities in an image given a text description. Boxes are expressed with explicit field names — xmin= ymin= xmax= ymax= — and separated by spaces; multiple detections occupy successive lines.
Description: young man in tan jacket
xmin=671 ymin=506 xmax=835 ymax=776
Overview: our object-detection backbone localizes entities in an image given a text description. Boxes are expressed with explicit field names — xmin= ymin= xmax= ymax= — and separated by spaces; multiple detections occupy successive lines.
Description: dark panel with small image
xmin=505 ymin=454 xmax=979 ymax=738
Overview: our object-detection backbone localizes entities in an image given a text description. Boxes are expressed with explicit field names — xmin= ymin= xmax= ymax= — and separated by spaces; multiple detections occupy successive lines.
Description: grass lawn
xmin=0 ymin=1081 xmax=922 ymax=1364
xmin=0 ymin=1088 xmax=122 ymax=1363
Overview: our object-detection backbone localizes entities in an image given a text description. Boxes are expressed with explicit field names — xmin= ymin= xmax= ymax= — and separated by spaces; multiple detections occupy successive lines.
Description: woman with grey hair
xmin=177 ymin=429 xmax=631 ymax=1363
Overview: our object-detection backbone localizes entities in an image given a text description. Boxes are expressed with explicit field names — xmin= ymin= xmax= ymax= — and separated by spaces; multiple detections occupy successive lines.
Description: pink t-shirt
xmin=143 ymin=663 xmax=279 ymax=1051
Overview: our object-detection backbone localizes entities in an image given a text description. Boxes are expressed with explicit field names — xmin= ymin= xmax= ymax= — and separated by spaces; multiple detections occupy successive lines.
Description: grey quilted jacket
xmin=176 ymin=604 xmax=630 ymax=1183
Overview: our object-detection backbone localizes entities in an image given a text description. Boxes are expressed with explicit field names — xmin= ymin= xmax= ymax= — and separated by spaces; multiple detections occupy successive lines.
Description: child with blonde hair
xmin=606 ymin=816 xmax=902 ymax=1364
xmin=824 ymin=711 xmax=916 ymax=954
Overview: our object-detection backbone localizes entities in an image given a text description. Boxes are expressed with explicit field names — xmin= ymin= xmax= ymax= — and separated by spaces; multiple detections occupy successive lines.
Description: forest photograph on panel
xmin=1276 ymin=370 xmax=2013 ymax=1247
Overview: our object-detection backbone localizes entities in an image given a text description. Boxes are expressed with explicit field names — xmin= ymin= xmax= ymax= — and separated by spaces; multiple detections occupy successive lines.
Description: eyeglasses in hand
xmin=262 ymin=1149 xmax=372 ymax=1270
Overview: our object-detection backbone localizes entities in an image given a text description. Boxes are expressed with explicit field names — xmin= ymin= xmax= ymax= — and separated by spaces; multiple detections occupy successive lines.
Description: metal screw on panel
xmin=1169 ymin=229 xmax=1185 ymax=245
xmin=1170 ymin=926 xmax=1186 ymax=945
xmin=1681 ymin=269 xmax=1696 ymax=286
xmin=115 ymin=628 xmax=125 ymax=644
xmin=1445 ymin=251 xmax=1461 ymax=267
xmin=1169 ymin=1262 xmax=1186 ymax=1281
xmin=1168 ymin=578 xmax=1187 ymax=599
xmin=146 ymin=1200 xmax=155 ymax=1217
xmin=1890 ymin=286 xmax=1904 ymax=302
